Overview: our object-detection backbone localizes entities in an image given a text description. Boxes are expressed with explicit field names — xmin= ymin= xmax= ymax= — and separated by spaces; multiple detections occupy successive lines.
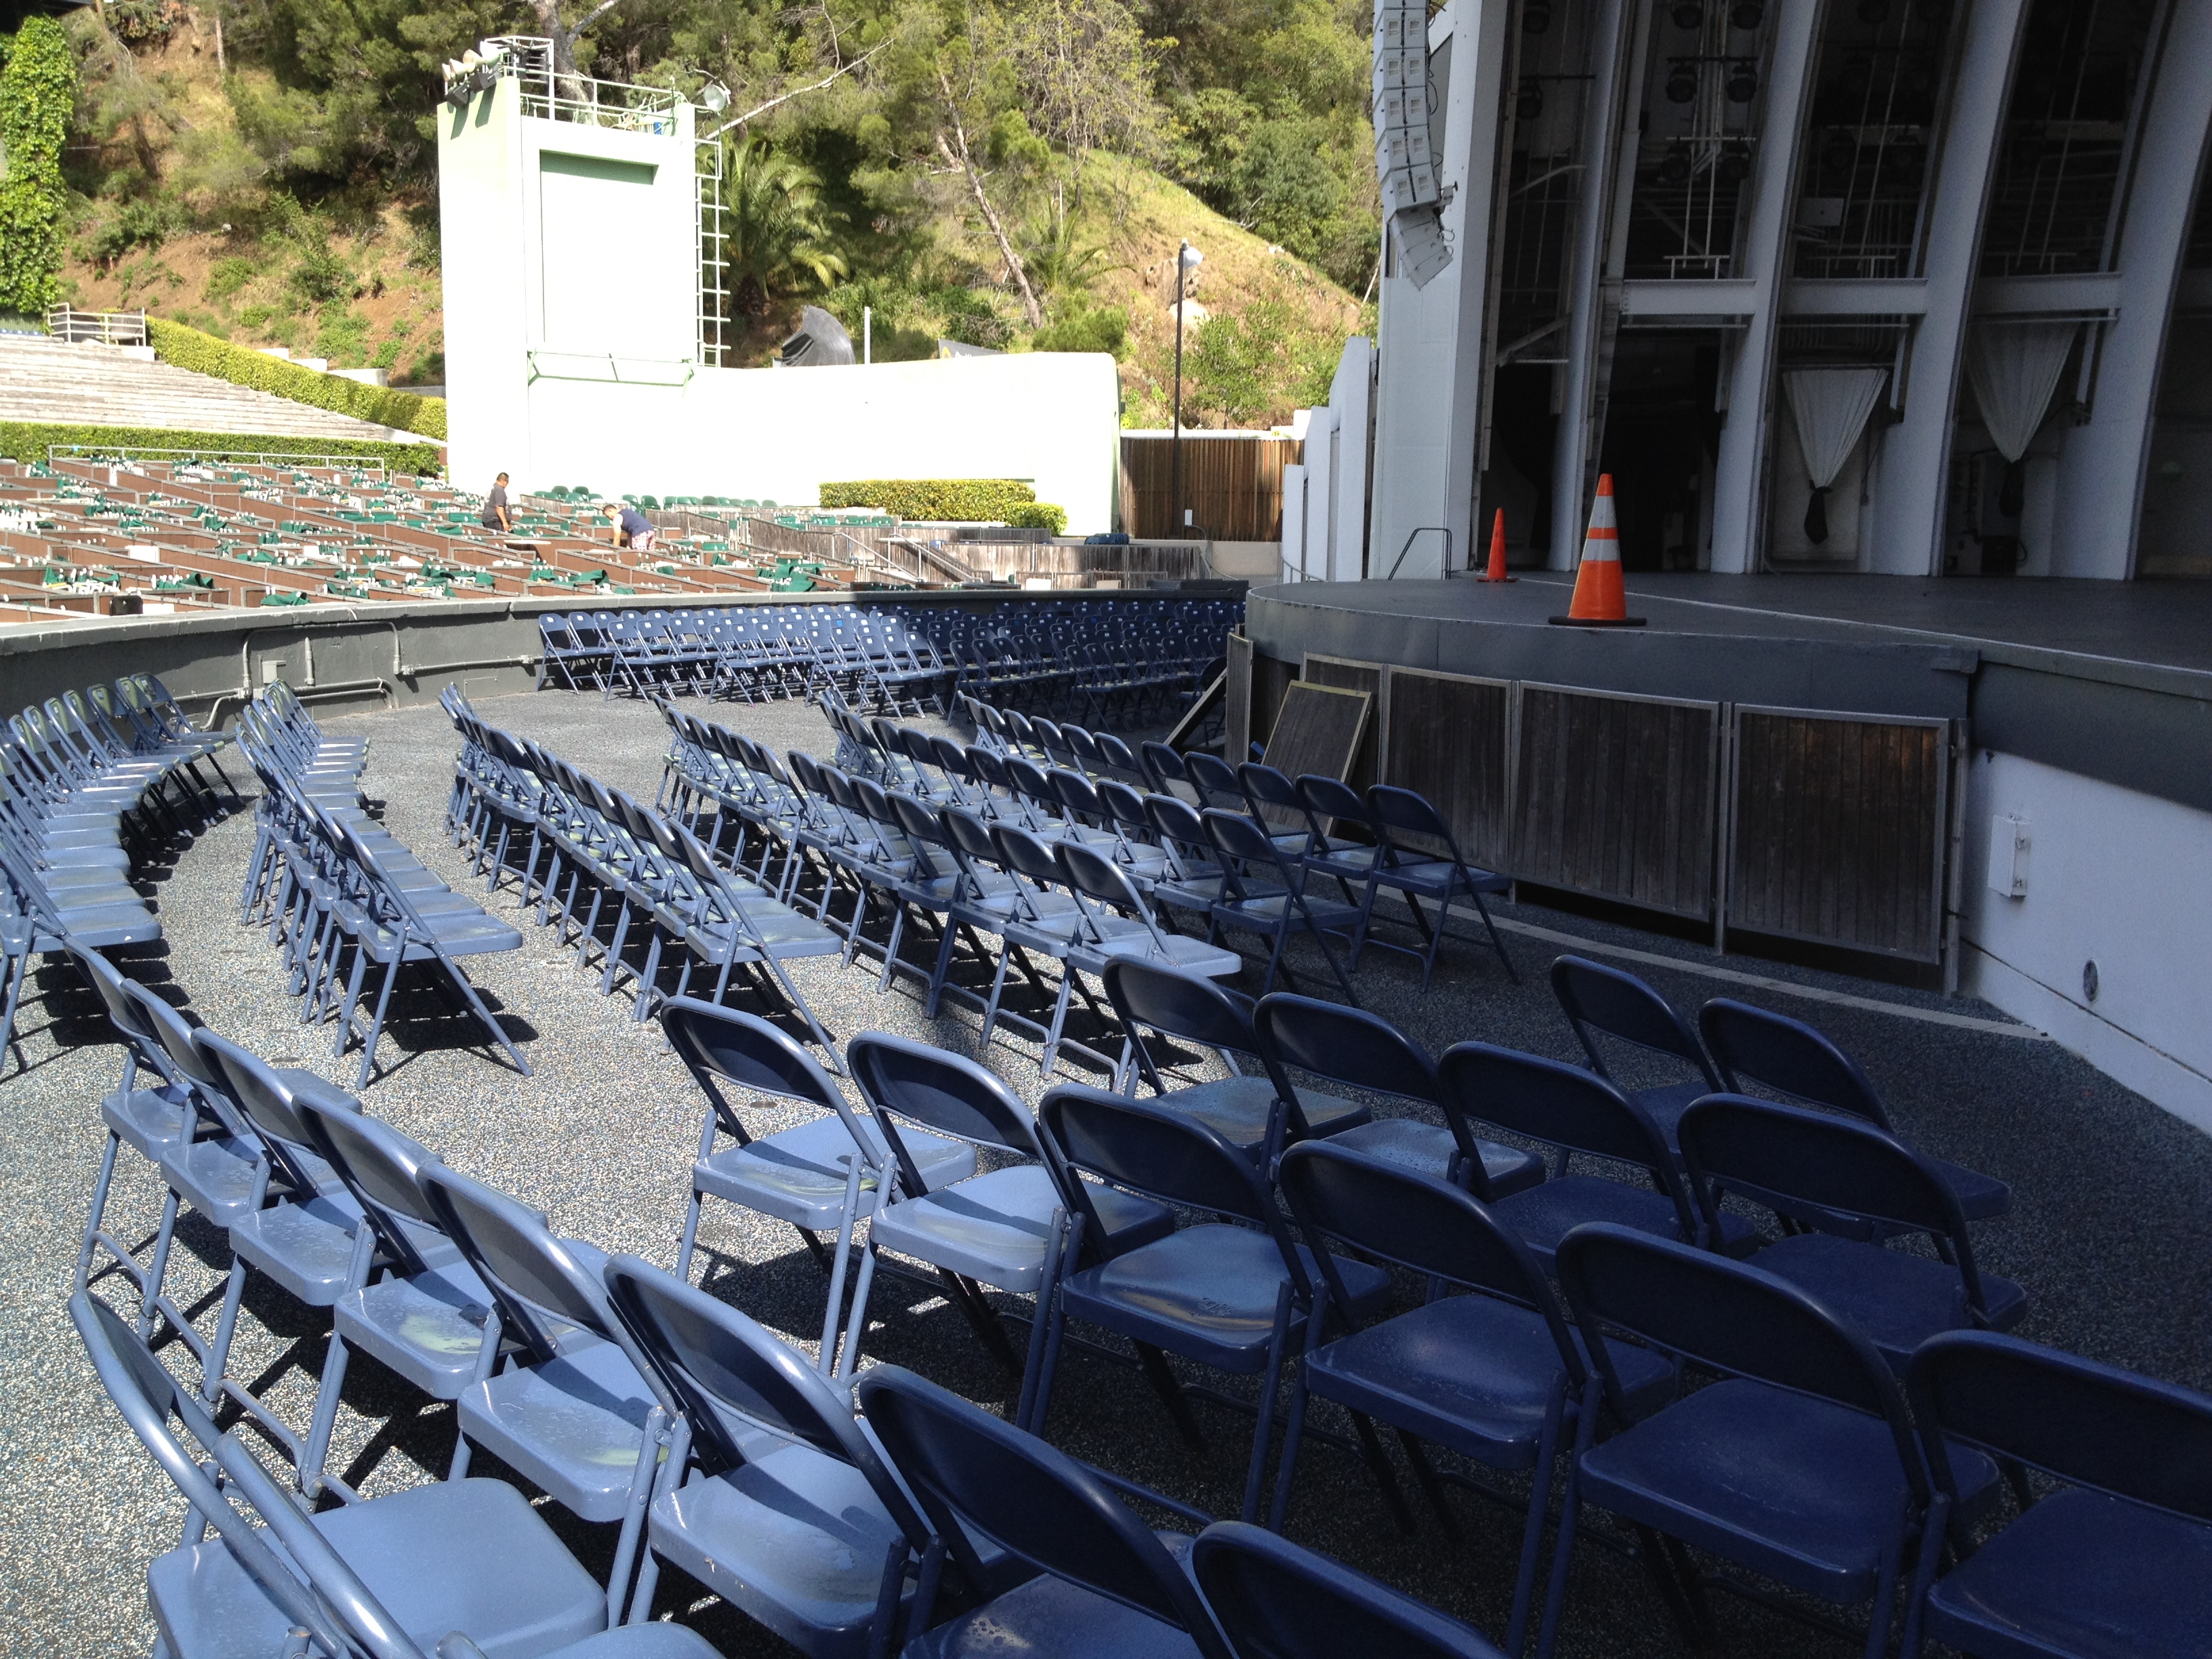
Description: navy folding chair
xmin=1677 ymin=1094 xmax=2026 ymax=1371
xmin=1547 ymin=1224 xmax=1999 ymax=1659
xmin=600 ymin=1254 xmax=923 ymax=1652
xmin=658 ymin=998 xmax=974 ymax=1360
xmin=1273 ymin=1142 xmax=1673 ymax=1656
xmin=1699 ymin=997 xmax=2011 ymax=1225
xmin=1550 ymin=955 xmax=1719 ymax=1157
xmin=1102 ymin=960 xmax=1370 ymax=1164
xmin=1192 ymin=1519 xmax=1507 ymax=1659
xmin=857 ymin=1363 xmax=1237 ymax=1658
xmin=1202 ymin=808 xmax=1363 ymax=1003
xmin=1033 ymin=1084 xmax=1389 ymax=1523
xmin=1254 ymin=994 xmax=1546 ymax=1199
xmin=1351 ymin=785 xmax=1517 ymax=988
xmin=1437 ymin=1041 xmax=1750 ymax=1268
xmin=1903 ymin=1330 xmax=2212 ymax=1659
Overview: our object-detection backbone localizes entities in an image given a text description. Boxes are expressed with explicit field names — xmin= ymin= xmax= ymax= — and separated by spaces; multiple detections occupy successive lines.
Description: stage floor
xmin=1258 ymin=572 xmax=2212 ymax=680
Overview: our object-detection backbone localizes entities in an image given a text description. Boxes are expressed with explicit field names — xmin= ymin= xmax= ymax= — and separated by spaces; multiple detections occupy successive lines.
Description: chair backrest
xmin=1040 ymin=1083 xmax=1284 ymax=1239
xmin=1555 ymin=1223 xmax=1920 ymax=1479
xmin=117 ymin=979 xmax=228 ymax=1101
xmin=1235 ymin=762 xmax=1306 ymax=834
xmin=192 ymin=1027 xmax=359 ymax=1195
xmin=659 ymin=996 xmax=853 ymax=1132
xmin=1253 ymin=992 xmax=1436 ymax=1105
xmin=855 ymin=1364 xmax=1231 ymax=1653
xmin=1185 ymin=752 xmax=1247 ymax=809
xmin=1103 ymin=958 xmax=1261 ymax=1064
xmin=1054 ymin=837 xmax=1160 ymax=926
xmin=293 ymin=1094 xmax=449 ymax=1277
xmin=1906 ymin=1330 xmax=2212 ymax=1524
xmin=1144 ymin=793 xmax=1215 ymax=868
xmin=846 ymin=1031 xmax=1047 ymax=1189
xmin=1191 ymin=1520 xmax=1507 ymax=1659
xmin=1677 ymin=1094 xmax=1979 ymax=1271
xmin=937 ymin=804 xmax=1007 ymax=874
xmin=64 ymin=939 xmax=164 ymax=1071
xmin=1095 ymin=778 xmax=1154 ymax=840
xmin=1277 ymin=1141 xmax=1576 ymax=1372
xmin=1295 ymin=775 xmax=1370 ymax=840
xmin=1697 ymin=998 xmax=1890 ymax=1128
xmin=1201 ymin=808 xmax=1299 ymax=893
xmin=1439 ymin=1040 xmax=1682 ymax=1203
xmin=1550 ymin=956 xmax=1717 ymax=1087
xmin=990 ymin=821 xmax=1069 ymax=891
xmin=1139 ymin=740 xmax=1188 ymax=794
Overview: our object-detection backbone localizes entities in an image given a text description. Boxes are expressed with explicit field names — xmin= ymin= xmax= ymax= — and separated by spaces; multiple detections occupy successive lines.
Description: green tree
xmin=0 ymin=16 xmax=78 ymax=316
xmin=722 ymin=135 xmax=848 ymax=315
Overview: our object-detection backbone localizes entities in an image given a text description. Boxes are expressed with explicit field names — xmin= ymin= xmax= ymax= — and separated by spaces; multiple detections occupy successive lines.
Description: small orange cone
xmin=1478 ymin=508 xmax=1514 ymax=582
xmin=1549 ymin=474 xmax=1645 ymax=628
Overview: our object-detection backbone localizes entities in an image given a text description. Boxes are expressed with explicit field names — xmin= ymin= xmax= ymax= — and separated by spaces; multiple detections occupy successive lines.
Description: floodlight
xmin=1671 ymin=0 xmax=1703 ymax=26
xmin=1725 ymin=60 xmax=1758 ymax=100
xmin=1666 ymin=61 xmax=1699 ymax=101
xmin=1522 ymin=0 xmax=1552 ymax=32
xmin=1179 ymin=242 xmax=1203 ymax=270
xmin=1717 ymin=140 xmax=1753 ymax=184
xmin=460 ymin=49 xmax=483 ymax=68
xmin=699 ymin=81 xmax=731 ymax=113
xmin=1730 ymin=0 xmax=1765 ymax=25
xmin=1658 ymin=143 xmax=1693 ymax=184
xmin=1517 ymin=77 xmax=1544 ymax=119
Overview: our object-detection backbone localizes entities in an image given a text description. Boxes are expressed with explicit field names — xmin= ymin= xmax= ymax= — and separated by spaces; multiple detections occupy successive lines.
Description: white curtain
xmin=1966 ymin=321 xmax=2076 ymax=462
xmin=1782 ymin=368 xmax=1889 ymax=490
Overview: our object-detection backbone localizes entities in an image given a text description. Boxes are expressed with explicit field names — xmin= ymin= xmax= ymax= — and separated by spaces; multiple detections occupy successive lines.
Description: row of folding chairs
xmin=644 ymin=983 xmax=2188 ymax=1659
xmin=0 ymin=672 xmax=237 ymax=1067
xmin=444 ymin=688 xmax=843 ymax=1043
xmin=68 ymin=949 xmax=1517 ymax=1659
xmin=238 ymin=688 xmax=529 ymax=1087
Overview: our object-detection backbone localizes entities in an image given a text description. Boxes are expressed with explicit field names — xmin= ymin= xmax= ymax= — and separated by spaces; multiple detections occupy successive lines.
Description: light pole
xmin=1170 ymin=239 xmax=1202 ymax=539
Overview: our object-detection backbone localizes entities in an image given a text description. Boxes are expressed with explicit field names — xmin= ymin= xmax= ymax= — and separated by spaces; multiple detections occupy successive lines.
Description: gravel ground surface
xmin=7 ymin=687 xmax=2210 ymax=1658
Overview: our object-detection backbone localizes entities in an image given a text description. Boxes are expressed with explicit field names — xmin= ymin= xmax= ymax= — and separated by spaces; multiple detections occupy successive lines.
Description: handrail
xmin=45 ymin=306 xmax=148 ymax=347
xmin=1385 ymin=526 xmax=1453 ymax=579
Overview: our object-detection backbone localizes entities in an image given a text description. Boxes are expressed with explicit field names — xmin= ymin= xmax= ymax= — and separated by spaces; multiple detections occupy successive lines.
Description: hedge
xmin=0 ymin=421 xmax=443 ymax=477
xmin=0 ymin=18 xmax=75 ymax=315
xmin=147 ymin=319 xmax=449 ymax=441
xmin=818 ymin=478 xmax=1036 ymax=522
xmin=1005 ymin=502 xmax=1067 ymax=534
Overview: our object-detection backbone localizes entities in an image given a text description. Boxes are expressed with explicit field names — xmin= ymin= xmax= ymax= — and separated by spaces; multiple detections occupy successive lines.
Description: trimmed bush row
xmin=146 ymin=319 xmax=449 ymax=441
xmin=0 ymin=420 xmax=443 ymax=477
xmin=819 ymin=477 xmax=1037 ymax=522
xmin=1005 ymin=502 xmax=1068 ymax=534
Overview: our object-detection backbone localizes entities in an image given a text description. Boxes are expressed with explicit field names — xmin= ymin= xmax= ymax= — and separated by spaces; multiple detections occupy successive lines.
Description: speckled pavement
xmin=6 ymin=688 xmax=2209 ymax=1658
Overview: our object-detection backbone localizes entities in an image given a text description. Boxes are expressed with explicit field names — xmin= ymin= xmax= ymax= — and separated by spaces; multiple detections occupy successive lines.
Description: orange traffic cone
xmin=1549 ymin=474 xmax=1645 ymax=628
xmin=1477 ymin=508 xmax=1514 ymax=582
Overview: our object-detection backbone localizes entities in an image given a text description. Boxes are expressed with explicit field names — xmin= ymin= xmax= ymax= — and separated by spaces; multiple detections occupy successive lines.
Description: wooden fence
xmin=1120 ymin=434 xmax=1302 ymax=540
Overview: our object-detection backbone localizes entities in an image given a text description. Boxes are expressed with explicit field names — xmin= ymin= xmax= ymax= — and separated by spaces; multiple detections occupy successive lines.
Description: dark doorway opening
xmin=1597 ymin=333 xmax=1721 ymax=569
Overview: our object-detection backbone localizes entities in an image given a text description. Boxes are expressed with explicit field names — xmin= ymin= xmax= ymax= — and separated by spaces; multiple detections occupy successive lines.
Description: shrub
xmin=818 ymin=478 xmax=1037 ymax=523
xmin=0 ymin=419 xmax=439 ymax=476
xmin=1030 ymin=306 xmax=1127 ymax=359
xmin=147 ymin=317 xmax=446 ymax=439
xmin=0 ymin=18 xmax=76 ymax=315
xmin=1006 ymin=502 xmax=1067 ymax=534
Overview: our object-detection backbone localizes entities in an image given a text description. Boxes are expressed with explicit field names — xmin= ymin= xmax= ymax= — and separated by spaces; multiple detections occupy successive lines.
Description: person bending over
xmin=604 ymin=501 xmax=657 ymax=552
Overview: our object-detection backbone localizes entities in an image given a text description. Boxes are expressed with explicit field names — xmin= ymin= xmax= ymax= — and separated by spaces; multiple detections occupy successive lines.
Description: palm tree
xmin=720 ymin=136 xmax=848 ymax=317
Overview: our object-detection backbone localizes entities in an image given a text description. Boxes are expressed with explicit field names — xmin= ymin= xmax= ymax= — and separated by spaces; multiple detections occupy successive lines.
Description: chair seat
xmin=1627 ymin=1079 xmax=1708 ymax=1152
xmin=649 ymin=1439 xmax=909 ymax=1658
xmin=556 ymin=1624 xmax=726 ymax=1657
xmin=1924 ymin=1486 xmax=2212 ymax=1659
xmin=1495 ymin=1174 xmax=1750 ymax=1269
xmin=226 ymin=1191 xmax=366 ymax=1307
xmin=157 ymin=1136 xmax=272 ymax=1227
xmin=1145 ymin=1075 xmax=1371 ymax=1158
xmin=1747 ymin=1233 xmax=2028 ymax=1372
xmin=357 ymin=912 xmax=525 ymax=959
xmin=1062 ymin=1225 xmax=1389 ymax=1374
xmin=870 ymin=1164 xmax=1172 ymax=1293
xmin=695 ymin=1115 xmax=977 ymax=1233
xmin=459 ymin=1332 xmax=657 ymax=1523
xmin=1370 ymin=857 xmax=1509 ymax=897
xmin=102 ymin=1084 xmax=194 ymax=1158
xmin=332 ymin=1261 xmax=495 ymax=1399
xmin=1326 ymin=1117 xmax=1547 ymax=1201
xmin=1077 ymin=934 xmax=1243 ymax=981
xmin=1926 ymin=1153 xmax=2011 ymax=1222
xmin=146 ymin=1475 xmax=604 ymax=1659
xmin=1578 ymin=1377 xmax=1997 ymax=1604
xmin=1307 ymin=1293 xmax=1677 ymax=1467
xmin=1210 ymin=894 xmax=1364 ymax=933
xmin=905 ymin=1529 xmax=1204 ymax=1659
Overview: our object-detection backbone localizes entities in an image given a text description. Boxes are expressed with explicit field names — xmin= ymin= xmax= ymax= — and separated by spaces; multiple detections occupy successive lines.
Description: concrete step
xmin=0 ymin=335 xmax=434 ymax=445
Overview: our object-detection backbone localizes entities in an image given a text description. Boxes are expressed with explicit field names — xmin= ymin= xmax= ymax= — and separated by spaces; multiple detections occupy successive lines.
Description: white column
xmin=1334 ymin=337 xmax=1376 ymax=577
xmin=2049 ymin=0 xmax=2212 ymax=577
xmin=1370 ymin=0 xmax=1513 ymax=578
xmin=1281 ymin=462 xmax=1309 ymax=579
xmin=1706 ymin=0 xmax=1827 ymax=573
xmin=1868 ymin=0 xmax=2034 ymax=575
xmin=1307 ymin=414 xmax=1338 ymax=581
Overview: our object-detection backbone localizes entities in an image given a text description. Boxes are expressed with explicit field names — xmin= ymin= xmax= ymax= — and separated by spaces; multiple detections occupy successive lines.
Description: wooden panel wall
xmin=1224 ymin=632 xmax=1253 ymax=764
xmin=1251 ymin=653 xmax=1298 ymax=758
xmin=1301 ymin=654 xmax=1387 ymax=791
xmin=1511 ymin=684 xmax=1719 ymax=918
xmin=1726 ymin=708 xmax=1950 ymax=961
xmin=1120 ymin=435 xmax=1303 ymax=540
xmin=1385 ymin=668 xmax=1513 ymax=869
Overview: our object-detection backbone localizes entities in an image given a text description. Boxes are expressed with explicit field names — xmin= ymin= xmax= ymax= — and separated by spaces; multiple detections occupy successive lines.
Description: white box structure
xmin=436 ymin=50 xmax=1120 ymax=527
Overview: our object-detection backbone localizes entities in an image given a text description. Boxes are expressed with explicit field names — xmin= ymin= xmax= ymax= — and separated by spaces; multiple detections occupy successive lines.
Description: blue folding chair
xmin=1679 ymin=1094 xmax=2026 ymax=1371
xmin=1192 ymin=1520 xmax=1507 ymax=1659
xmin=1201 ymin=808 xmax=1363 ymax=1002
xmin=1350 ymin=785 xmax=1517 ymax=989
xmin=1902 ymin=1330 xmax=2212 ymax=1659
xmin=1545 ymin=1224 xmax=2000 ymax=1659
xmin=1272 ymin=1142 xmax=1675 ymax=1656
xmin=1254 ymin=994 xmax=1546 ymax=1198
xmin=600 ymin=1254 xmax=922 ymax=1653
xmin=856 ymin=1363 xmax=1236 ymax=1658
xmin=1699 ymin=997 xmax=2011 ymax=1225
xmin=1033 ymin=1084 xmax=1390 ymax=1523
xmin=659 ymin=998 xmax=975 ymax=1360
xmin=1550 ymin=955 xmax=1720 ymax=1158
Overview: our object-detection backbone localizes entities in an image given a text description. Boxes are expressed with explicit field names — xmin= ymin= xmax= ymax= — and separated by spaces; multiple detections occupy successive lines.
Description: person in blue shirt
xmin=602 ymin=501 xmax=657 ymax=552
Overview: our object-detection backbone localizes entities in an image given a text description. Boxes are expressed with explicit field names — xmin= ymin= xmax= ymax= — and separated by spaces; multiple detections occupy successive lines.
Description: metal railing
xmin=46 ymin=444 xmax=388 ymax=476
xmin=45 ymin=306 xmax=148 ymax=347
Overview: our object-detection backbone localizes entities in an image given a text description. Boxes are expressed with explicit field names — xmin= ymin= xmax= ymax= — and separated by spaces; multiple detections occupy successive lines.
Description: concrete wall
xmin=1962 ymin=752 xmax=2212 ymax=1134
xmin=438 ymin=76 xmax=1122 ymax=531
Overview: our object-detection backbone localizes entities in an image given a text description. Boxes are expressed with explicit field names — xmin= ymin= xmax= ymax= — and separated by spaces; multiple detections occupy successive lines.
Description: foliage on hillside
xmin=0 ymin=18 xmax=79 ymax=316
xmin=43 ymin=0 xmax=1380 ymax=426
